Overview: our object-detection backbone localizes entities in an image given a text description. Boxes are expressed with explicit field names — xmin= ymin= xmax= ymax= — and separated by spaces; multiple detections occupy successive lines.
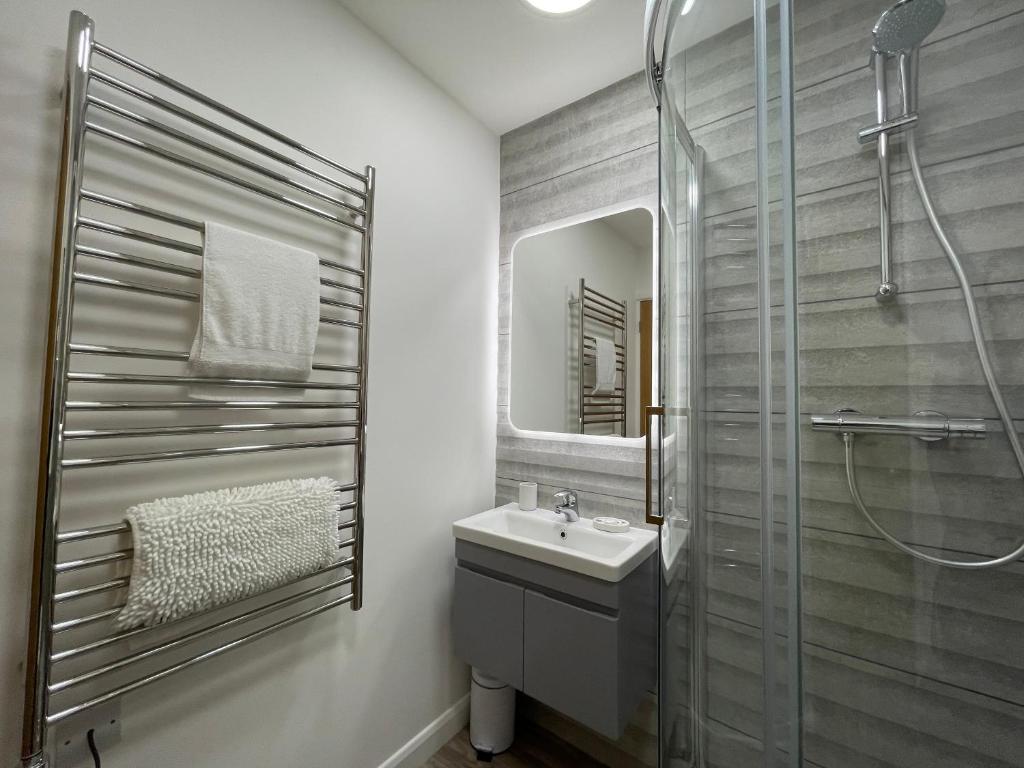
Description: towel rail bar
xmin=68 ymin=342 xmax=362 ymax=372
xmin=582 ymin=283 xmax=627 ymax=308
xmin=79 ymin=216 xmax=202 ymax=253
xmin=85 ymin=122 xmax=365 ymax=233
xmin=582 ymin=293 xmax=626 ymax=316
xmin=92 ymin=41 xmax=368 ymax=183
xmin=80 ymin=188 xmax=203 ymax=230
xmin=583 ymin=334 xmax=625 ymax=351
xmin=67 ymin=372 xmax=360 ymax=390
xmin=76 ymin=244 xmax=201 ymax=277
xmin=74 ymin=270 xmax=195 ymax=300
xmin=56 ymin=522 xmax=128 ymax=543
xmin=61 ymin=437 xmax=361 ymax=469
xmin=53 ymin=609 xmax=123 ymax=635
xmin=50 ymin=556 xmax=357 ymax=663
xmin=73 ymin=270 xmax=363 ymax=329
xmin=77 ymin=243 xmax=365 ymax=297
xmin=66 ymin=399 xmax=358 ymax=411
xmin=77 ymin=214 xmax=366 ymax=275
xmin=320 ymin=296 xmax=364 ymax=312
xmin=88 ymin=69 xmax=366 ymax=201
xmin=22 ymin=15 xmax=375 ymax=764
xmin=51 ymin=553 xmax=356 ymax=636
xmin=582 ymin=345 xmax=625 ymax=359
xmin=87 ymin=95 xmax=366 ymax=218
xmin=49 ymin=575 xmax=357 ymax=696
xmin=52 ymin=542 xmax=356 ymax=614
xmin=65 ymin=421 xmax=360 ymax=441
xmin=55 ymin=551 xmax=130 ymax=574
xmin=53 ymin=579 xmax=129 ymax=604
xmin=582 ymin=360 xmax=626 ymax=372
xmin=47 ymin=592 xmax=356 ymax=725
xmin=56 ymin=509 xmax=358 ymax=545
xmin=583 ymin=302 xmax=626 ymax=324
xmin=76 ymin=245 xmax=365 ymax=310
xmin=583 ymin=310 xmax=624 ymax=329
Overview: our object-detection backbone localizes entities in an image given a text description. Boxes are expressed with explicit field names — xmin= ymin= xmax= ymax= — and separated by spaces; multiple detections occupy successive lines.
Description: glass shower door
xmin=654 ymin=71 xmax=702 ymax=765
xmin=651 ymin=1 xmax=802 ymax=766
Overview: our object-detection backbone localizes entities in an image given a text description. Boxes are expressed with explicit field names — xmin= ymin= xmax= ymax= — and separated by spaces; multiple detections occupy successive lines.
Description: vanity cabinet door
xmin=453 ymin=565 xmax=524 ymax=688
xmin=523 ymin=589 xmax=622 ymax=739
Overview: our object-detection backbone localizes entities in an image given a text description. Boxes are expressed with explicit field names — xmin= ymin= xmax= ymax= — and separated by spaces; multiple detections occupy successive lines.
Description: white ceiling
xmin=338 ymin=0 xmax=649 ymax=135
xmin=338 ymin=0 xmax=751 ymax=136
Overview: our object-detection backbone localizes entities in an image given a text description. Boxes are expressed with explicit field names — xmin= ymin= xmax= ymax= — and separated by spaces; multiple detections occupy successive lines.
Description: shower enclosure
xmin=645 ymin=0 xmax=1024 ymax=766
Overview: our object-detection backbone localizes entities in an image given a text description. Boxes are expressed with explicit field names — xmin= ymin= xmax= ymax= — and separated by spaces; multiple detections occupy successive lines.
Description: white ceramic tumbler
xmin=518 ymin=482 xmax=537 ymax=511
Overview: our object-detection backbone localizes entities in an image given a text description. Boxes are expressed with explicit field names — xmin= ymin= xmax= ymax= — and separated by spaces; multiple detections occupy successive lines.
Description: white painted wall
xmin=510 ymin=214 xmax=651 ymax=437
xmin=0 ymin=1 xmax=498 ymax=766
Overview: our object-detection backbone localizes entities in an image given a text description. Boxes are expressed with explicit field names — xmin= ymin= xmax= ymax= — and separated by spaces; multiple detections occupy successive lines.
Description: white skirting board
xmin=376 ymin=693 xmax=470 ymax=768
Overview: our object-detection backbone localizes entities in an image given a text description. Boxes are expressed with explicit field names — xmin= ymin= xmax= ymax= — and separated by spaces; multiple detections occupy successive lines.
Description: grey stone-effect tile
xmin=501 ymin=144 xmax=657 ymax=237
xmin=679 ymin=0 xmax=1024 ymax=132
xmin=890 ymin=10 xmax=1024 ymax=174
xmin=690 ymin=105 xmax=761 ymax=218
xmin=704 ymin=512 xmax=1024 ymax=708
xmin=497 ymin=333 xmax=510 ymax=408
xmin=703 ymin=281 xmax=1024 ymax=417
xmin=795 ymin=10 xmax=1024 ymax=201
xmin=495 ymin=429 xmax=646 ymax=515
xmin=498 ymin=433 xmax=644 ymax=479
xmin=703 ymin=143 xmax=1024 ymax=312
xmin=704 ymin=613 xmax=1024 ymax=768
xmin=497 ymin=261 xmax=512 ymax=334
xmin=682 ymin=13 xmax=763 ymax=131
xmin=705 ymin=412 xmax=1024 ymax=557
xmin=692 ymin=11 xmax=1024 ymax=223
xmin=500 ymin=72 xmax=656 ymax=197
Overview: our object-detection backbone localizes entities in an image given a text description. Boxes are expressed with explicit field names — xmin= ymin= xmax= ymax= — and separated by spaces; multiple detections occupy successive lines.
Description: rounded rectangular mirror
xmin=510 ymin=207 xmax=655 ymax=438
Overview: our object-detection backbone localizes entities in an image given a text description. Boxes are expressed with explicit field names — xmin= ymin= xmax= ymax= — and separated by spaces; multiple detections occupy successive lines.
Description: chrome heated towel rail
xmin=576 ymin=278 xmax=627 ymax=437
xmin=20 ymin=12 xmax=375 ymax=767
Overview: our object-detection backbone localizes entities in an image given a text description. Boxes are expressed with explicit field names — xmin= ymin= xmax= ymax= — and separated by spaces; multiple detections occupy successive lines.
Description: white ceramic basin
xmin=452 ymin=503 xmax=657 ymax=582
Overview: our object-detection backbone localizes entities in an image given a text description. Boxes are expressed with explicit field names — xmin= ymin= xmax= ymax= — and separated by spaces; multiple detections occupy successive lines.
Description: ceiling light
xmin=522 ymin=0 xmax=595 ymax=15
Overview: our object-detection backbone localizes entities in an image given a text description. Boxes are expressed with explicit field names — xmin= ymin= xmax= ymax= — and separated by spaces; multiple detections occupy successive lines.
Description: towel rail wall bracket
xmin=20 ymin=13 xmax=375 ymax=766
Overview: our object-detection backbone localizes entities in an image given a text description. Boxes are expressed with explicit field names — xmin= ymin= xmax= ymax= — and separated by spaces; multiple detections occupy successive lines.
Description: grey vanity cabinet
xmin=453 ymin=565 xmax=524 ymax=688
xmin=523 ymin=589 xmax=622 ymax=737
xmin=453 ymin=539 xmax=656 ymax=740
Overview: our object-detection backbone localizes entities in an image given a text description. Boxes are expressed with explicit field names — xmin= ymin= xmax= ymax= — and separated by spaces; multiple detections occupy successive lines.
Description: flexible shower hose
xmin=842 ymin=127 xmax=1024 ymax=569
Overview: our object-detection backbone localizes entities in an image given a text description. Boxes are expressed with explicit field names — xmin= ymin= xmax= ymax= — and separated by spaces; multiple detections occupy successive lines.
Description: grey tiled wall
xmin=696 ymin=1 xmax=1024 ymax=766
xmin=498 ymin=1 xmax=1024 ymax=766
xmin=496 ymin=72 xmax=657 ymax=524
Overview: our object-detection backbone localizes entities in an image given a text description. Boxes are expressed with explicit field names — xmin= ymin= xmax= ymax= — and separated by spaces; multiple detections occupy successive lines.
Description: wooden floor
xmin=424 ymin=724 xmax=609 ymax=768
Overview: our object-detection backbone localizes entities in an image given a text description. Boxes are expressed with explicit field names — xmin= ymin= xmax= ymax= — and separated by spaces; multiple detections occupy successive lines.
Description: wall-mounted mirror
xmin=510 ymin=207 xmax=655 ymax=438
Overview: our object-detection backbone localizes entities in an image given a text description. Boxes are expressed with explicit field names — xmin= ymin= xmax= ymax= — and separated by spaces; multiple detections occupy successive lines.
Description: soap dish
xmin=593 ymin=517 xmax=630 ymax=533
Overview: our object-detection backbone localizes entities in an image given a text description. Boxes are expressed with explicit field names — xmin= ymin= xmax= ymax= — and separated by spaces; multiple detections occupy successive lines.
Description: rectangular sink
xmin=452 ymin=503 xmax=657 ymax=582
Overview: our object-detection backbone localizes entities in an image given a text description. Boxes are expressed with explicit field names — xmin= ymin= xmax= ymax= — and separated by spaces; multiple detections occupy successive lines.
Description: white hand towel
xmin=115 ymin=477 xmax=342 ymax=629
xmin=592 ymin=336 xmax=618 ymax=395
xmin=189 ymin=222 xmax=320 ymax=388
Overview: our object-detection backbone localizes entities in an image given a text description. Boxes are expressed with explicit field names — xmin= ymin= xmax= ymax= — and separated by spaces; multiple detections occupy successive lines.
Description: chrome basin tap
xmin=553 ymin=490 xmax=580 ymax=523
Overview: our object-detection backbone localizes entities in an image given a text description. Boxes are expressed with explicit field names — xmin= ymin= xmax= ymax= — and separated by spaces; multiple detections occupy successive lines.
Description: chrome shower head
xmin=872 ymin=0 xmax=945 ymax=55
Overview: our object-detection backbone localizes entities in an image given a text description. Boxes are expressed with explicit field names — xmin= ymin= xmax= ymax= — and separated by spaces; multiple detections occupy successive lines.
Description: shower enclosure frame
xmin=645 ymin=1 xmax=804 ymax=766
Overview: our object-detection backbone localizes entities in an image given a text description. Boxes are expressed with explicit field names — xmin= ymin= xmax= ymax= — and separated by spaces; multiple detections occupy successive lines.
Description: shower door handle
xmin=644 ymin=0 xmax=665 ymax=107
xmin=645 ymin=405 xmax=665 ymax=526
